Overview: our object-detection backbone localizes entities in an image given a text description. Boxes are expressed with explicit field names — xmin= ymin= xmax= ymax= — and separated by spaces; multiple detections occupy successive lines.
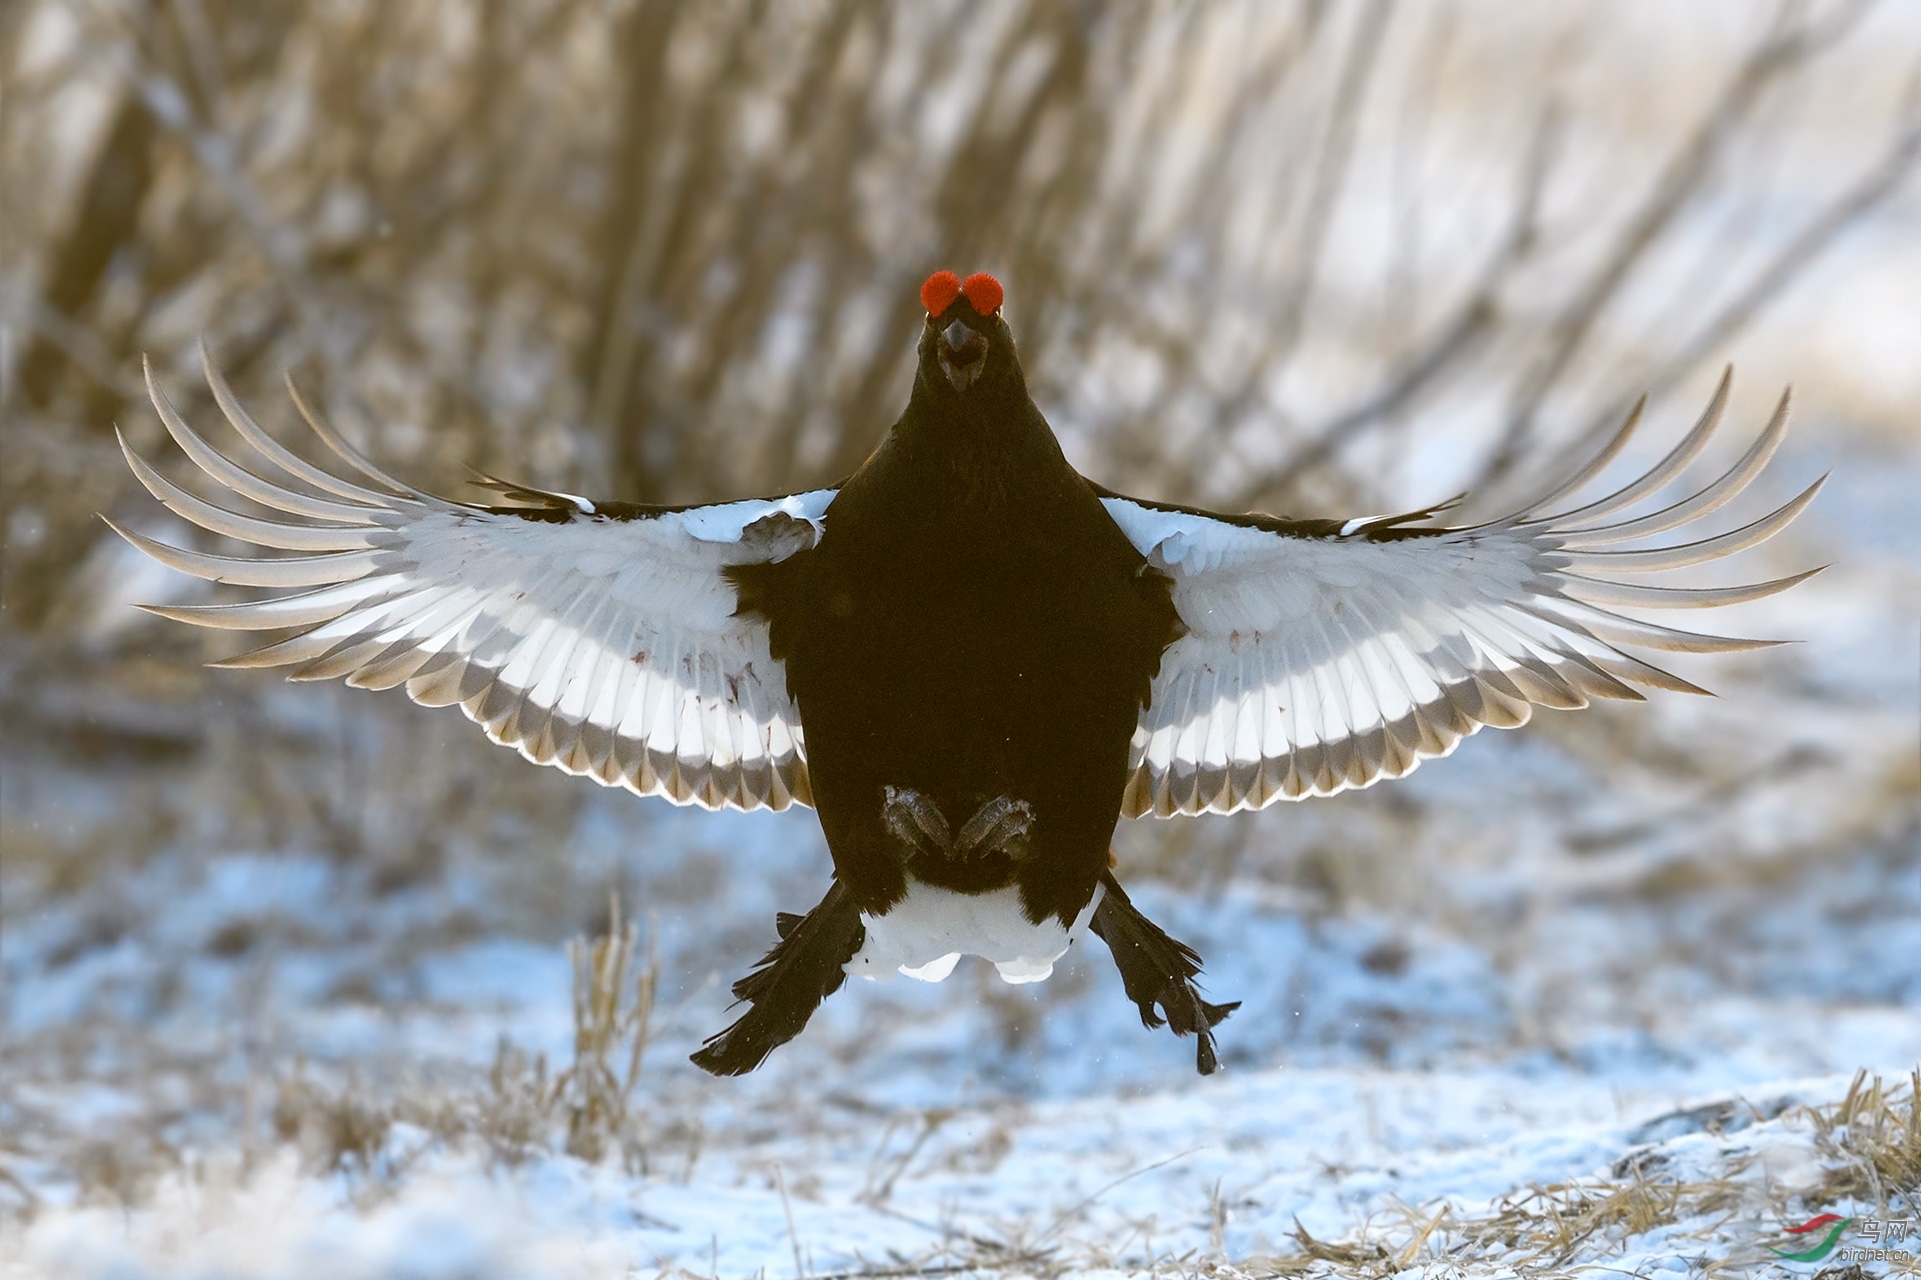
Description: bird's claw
xmin=1089 ymin=871 xmax=1239 ymax=1075
xmin=954 ymin=795 xmax=1034 ymax=860
xmin=883 ymin=788 xmax=1035 ymax=864
xmin=883 ymin=786 xmax=952 ymax=858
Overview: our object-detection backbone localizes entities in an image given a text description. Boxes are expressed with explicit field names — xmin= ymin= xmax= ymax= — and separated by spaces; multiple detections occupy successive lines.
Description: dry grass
xmin=1194 ymin=1073 xmax=1921 ymax=1280
xmin=556 ymin=893 xmax=659 ymax=1167
xmin=1809 ymin=1069 xmax=1921 ymax=1211
xmin=263 ymin=894 xmax=660 ymax=1182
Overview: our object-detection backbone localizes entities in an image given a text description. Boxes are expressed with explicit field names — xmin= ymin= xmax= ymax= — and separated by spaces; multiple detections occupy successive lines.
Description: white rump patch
xmin=846 ymin=881 xmax=1104 ymax=986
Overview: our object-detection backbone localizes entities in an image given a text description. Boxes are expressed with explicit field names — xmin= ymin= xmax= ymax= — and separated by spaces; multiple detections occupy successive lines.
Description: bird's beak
xmin=937 ymin=318 xmax=990 ymax=390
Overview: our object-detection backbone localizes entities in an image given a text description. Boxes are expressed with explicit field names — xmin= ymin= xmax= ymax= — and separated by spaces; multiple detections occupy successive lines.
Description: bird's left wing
xmin=1098 ymin=374 xmax=1822 ymax=818
xmin=112 ymin=354 xmax=835 ymax=813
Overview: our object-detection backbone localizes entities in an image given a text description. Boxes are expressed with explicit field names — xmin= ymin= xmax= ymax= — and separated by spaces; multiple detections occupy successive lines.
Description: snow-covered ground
xmin=3 ymin=428 xmax=1918 ymax=1276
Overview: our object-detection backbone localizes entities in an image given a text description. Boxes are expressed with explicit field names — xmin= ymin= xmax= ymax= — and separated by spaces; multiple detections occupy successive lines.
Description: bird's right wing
xmin=113 ymin=353 xmax=837 ymax=813
xmin=1099 ymin=373 xmax=1822 ymax=817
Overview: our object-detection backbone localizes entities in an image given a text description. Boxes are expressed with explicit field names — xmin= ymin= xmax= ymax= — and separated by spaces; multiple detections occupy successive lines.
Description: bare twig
xmin=0 ymin=290 xmax=146 ymax=400
xmin=1031 ymin=1146 xmax=1204 ymax=1248
xmin=775 ymin=1160 xmax=808 ymax=1280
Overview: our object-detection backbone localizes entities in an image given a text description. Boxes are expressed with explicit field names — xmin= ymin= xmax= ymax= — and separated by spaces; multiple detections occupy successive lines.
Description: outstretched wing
xmin=114 ymin=351 xmax=837 ymax=813
xmin=1100 ymin=372 xmax=1822 ymax=818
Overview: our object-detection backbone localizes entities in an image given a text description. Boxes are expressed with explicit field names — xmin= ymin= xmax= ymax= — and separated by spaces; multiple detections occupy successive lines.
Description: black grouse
xmin=113 ymin=269 xmax=1821 ymax=1075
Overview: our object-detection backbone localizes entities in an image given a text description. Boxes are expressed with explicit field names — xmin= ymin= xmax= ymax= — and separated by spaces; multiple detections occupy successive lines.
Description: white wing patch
xmin=1104 ymin=373 xmax=1822 ymax=817
xmin=115 ymin=351 xmax=836 ymax=813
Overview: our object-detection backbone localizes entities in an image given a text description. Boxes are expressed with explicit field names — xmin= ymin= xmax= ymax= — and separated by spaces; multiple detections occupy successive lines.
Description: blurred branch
xmin=1266 ymin=0 xmax=1396 ymax=373
xmin=1058 ymin=10 xmax=1331 ymax=498
xmin=13 ymin=93 xmax=154 ymax=411
xmin=117 ymin=43 xmax=326 ymax=354
xmin=163 ymin=0 xmax=226 ymax=114
xmin=1154 ymin=0 xmax=1396 ymax=500
xmin=1382 ymin=3 xmax=1460 ymax=349
xmin=1241 ymin=99 xmax=1564 ymax=507
xmin=583 ymin=2 xmax=698 ymax=501
xmin=1 ymin=288 xmax=146 ymax=400
xmin=1481 ymin=0 xmax=1878 ymax=485
xmin=1542 ymin=85 xmax=1921 ymax=487
xmin=826 ymin=0 xmax=1107 ymax=481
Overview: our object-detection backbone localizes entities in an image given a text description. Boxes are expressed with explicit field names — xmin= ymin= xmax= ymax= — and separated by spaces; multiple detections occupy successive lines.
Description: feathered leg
xmin=1089 ymin=870 xmax=1239 ymax=1074
xmin=690 ymin=879 xmax=865 ymax=1076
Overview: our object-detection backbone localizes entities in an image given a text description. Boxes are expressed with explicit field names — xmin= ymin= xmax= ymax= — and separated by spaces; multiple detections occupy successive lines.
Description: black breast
xmin=732 ymin=429 xmax=1180 ymax=923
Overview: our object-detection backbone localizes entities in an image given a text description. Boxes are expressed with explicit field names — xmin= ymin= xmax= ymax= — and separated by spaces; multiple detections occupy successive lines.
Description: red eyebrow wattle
xmin=920 ymin=270 xmax=963 ymax=316
xmin=962 ymin=273 xmax=1003 ymax=314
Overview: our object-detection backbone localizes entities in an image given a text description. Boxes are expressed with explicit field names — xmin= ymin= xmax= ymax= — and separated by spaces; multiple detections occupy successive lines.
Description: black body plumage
xmin=701 ymin=293 xmax=1202 ymax=1074
xmin=735 ymin=296 xmax=1180 ymax=922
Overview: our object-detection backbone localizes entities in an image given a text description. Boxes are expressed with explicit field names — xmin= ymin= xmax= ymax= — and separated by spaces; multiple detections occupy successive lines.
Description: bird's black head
xmin=915 ymin=270 xmax=1022 ymax=402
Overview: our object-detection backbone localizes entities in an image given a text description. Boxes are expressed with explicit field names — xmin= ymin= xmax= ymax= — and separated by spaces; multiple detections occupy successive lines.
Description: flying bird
xmin=112 ymin=270 xmax=1821 ymax=1076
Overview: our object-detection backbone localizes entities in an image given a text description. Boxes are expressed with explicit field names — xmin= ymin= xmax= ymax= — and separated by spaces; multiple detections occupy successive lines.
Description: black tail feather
xmin=690 ymin=880 xmax=865 ymax=1077
xmin=1089 ymin=871 xmax=1239 ymax=1075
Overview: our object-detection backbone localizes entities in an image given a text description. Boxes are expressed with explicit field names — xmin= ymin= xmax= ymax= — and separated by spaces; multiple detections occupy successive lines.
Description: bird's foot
xmin=883 ymin=786 xmax=952 ymax=858
xmin=954 ymin=795 xmax=1034 ymax=860
xmin=689 ymin=880 xmax=865 ymax=1076
xmin=1089 ymin=871 xmax=1239 ymax=1075
xmin=883 ymin=788 xmax=1034 ymax=863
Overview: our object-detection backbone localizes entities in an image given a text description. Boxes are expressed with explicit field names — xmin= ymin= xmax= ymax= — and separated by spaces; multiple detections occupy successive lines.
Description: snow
xmin=6 ymin=711 xmax=1918 ymax=1277
xmin=6 ymin=1065 xmax=1912 ymax=1278
xmin=7 ymin=430 xmax=1919 ymax=1277
xmin=5 ymin=429 xmax=1918 ymax=1275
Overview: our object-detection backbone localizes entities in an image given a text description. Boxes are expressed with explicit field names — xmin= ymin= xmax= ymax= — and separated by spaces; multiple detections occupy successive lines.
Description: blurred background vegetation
xmin=6 ymin=0 xmax=1921 ymax=937
xmin=5 ymin=0 xmax=1919 ymax=902
xmin=6 ymin=0 xmax=1917 ymax=881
